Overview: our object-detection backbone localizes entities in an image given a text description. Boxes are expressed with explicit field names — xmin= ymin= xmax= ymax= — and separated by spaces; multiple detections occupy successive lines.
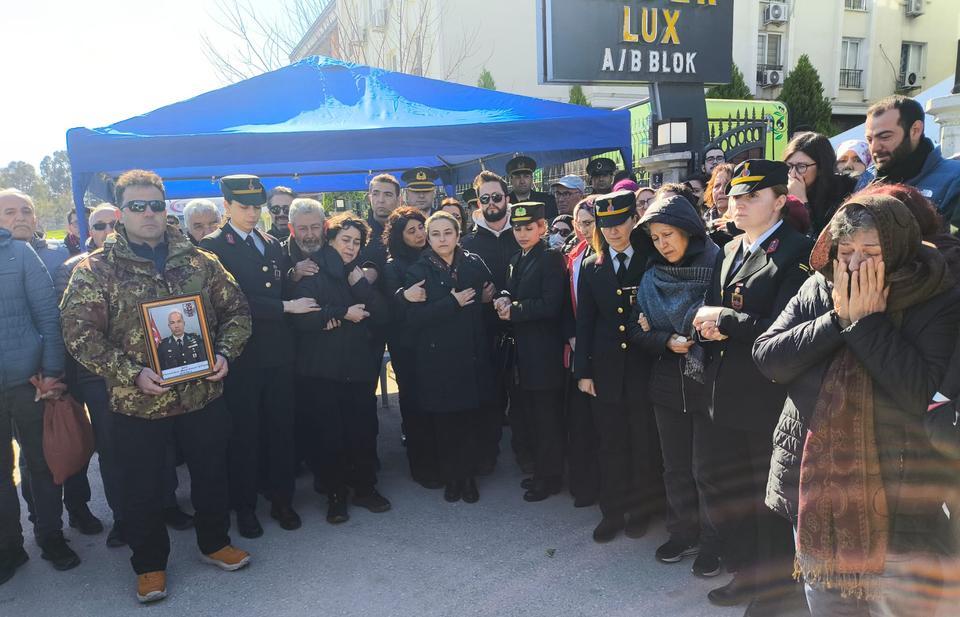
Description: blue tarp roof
xmin=67 ymin=56 xmax=632 ymax=232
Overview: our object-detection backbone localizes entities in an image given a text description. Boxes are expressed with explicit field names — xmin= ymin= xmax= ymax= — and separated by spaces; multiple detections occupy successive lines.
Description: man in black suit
xmin=495 ymin=201 xmax=566 ymax=501
xmin=200 ymin=174 xmax=321 ymax=538
xmin=157 ymin=311 xmax=207 ymax=371
xmin=506 ymin=156 xmax=558 ymax=220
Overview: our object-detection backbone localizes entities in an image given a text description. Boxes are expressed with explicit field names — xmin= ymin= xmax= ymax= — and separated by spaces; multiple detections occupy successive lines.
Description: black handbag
xmin=926 ymin=401 xmax=960 ymax=460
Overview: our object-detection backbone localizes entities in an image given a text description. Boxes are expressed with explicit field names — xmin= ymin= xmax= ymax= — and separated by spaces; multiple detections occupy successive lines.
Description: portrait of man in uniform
xmin=140 ymin=294 xmax=216 ymax=384
xmin=158 ymin=311 xmax=208 ymax=371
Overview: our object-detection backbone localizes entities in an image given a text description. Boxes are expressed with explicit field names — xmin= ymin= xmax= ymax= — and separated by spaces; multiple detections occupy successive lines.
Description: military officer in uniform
xmin=692 ymin=160 xmax=813 ymax=614
xmin=575 ymin=190 xmax=661 ymax=543
xmin=506 ymin=156 xmax=558 ymax=220
xmin=461 ymin=187 xmax=480 ymax=229
xmin=401 ymin=167 xmax=439 ymax=216
xmin=495 ymin=202 xmax=566 ymax=501
xmin=586 ymin=158 xmax=618 ymax=195
xmin=201 ymin=175 xmax=321 ymax=537
xmin=157 ymin=311 xmax=207 ymax=371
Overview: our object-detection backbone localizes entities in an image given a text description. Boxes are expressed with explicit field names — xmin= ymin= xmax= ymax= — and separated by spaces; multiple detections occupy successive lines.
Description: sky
xmin=0 ymin=0 xmax=286 ymax=168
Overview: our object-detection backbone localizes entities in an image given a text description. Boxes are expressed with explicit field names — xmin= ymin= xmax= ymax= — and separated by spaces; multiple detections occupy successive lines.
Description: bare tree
xmin=202 ymin=0 xmax=479 ymax=83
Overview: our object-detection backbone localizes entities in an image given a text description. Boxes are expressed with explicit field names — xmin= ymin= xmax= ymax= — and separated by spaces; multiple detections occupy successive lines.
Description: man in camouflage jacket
xmin=59 ymin=170 xmax=252 ymax=603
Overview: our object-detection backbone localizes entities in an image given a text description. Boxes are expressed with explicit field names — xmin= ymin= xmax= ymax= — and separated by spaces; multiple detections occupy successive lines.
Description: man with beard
xmin=506 ymin=156 xmax=558 ymax=220
xmin=267 ymin=187 xmax=295 ymax=241
xmin=702 ymin=144 xmax=726 ymax=177
xmin=857 ymin=95 xmax=960 ymax=229
xmin=586 ymin=158 xmax=617 ymax=195
xmin=462 ymin=172 xmax=524 ymax=473
xmin=359 ymin=174 xmax=402 ymax=273
xmin=401 ymin=167 xmax=438 ymax=216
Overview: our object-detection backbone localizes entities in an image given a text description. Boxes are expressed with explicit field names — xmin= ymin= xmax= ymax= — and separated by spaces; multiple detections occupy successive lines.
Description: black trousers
xmin=653 ymin=406 xmax=720 ymax=553
xmin=508 ymin=382 xmax=533 ymax=467
xmin=113 ymin=399 xmax=231 ymax=575
xmin=433 ymin=411 xmax=477 ymax=482
xmin=313 ymin=379 xmax=379 ymax=495
xmin=565 ymin=374 xmax=599 ymax=501
xmin=223 ymin=357 xmax=296 ymax=509
xmin=518 ymin=389 xmax=564 ymax=481
xmin=389 ymin=343 xmax=438 ymax=480
xmin=696 ymin=418 xmax=794 ymax=587
xmin=591 ymin=388 xmax=660 ymax=518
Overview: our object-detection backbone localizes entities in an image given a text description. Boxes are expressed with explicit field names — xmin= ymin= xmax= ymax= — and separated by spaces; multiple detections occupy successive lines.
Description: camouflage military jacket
xmin=60 ymin=224 xmax=251 ymax=419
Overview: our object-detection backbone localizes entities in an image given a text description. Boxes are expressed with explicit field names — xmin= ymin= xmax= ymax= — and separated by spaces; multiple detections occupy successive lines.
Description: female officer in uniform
xmin=575 ymin=190 xmax=660 ymax=543
xmin=693 ymin=160 xmax=813 ymax=614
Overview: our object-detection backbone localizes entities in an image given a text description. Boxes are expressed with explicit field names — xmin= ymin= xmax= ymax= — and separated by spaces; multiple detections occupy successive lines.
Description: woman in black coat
xmin=404 ymin=211 xmax=495 ymax=503
xmin=783 ymin=131 xmax=856 ymax=237
xmin=754 ymin=195 xmax=960 ymax=616
xmin=293 ymin=212 xmax=390 ymax=524
xmin=629 ymin=194 xmax=722 ymax=576
xmin=381 ymin=207 xmax=438 ymax=489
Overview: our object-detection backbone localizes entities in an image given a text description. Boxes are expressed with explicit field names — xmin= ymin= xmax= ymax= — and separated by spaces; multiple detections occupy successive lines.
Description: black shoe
xmin=523 ymin=478 xmax=562 ymax=502
xmin=624 ymin=513 xmax=649 ymax=539
xmin=572 ymin=495 xmax=597 ymax=508
xmin=708 ymin=573 xmax=757 ymax=607
xmin=270 ymin=503 xmax=302 ymax=530
xmin=691 ymin=552 xmax=722 ymax=578
xmin=655 ymin=539 xmax=699 ymax=563
xmin=0 ymin=546 xmax=29 ymax=586
xmin=461 ymin=478 xmax=479 ymax=503
xmin=520 ymin=477 xmax=535 ymax=490
xmin=592 ymin=515 xmax=625 ymax=543
xmin=106 ymin=522 xmax=127 ymax=548
xmin=67 ymin=504 xmax=103 ymax=535
xmin=444 ymin=481 xmax=462 ymax=503
xmin=326 ymin=492 xmax=349 ymax=524
xmin=39 ymin=535 xmax=81 ymax=571
xmin=353 ymin=490 xmax=392 ymax=513
xmin=162 ymin=506 xmax=194 ymax=531
xmin=235 ymin=508 xmax=264 ymax=539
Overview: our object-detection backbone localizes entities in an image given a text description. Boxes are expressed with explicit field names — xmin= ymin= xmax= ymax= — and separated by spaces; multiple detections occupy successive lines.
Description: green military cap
xmin=401 ymin=167 xmax=439 ymax=191
xmin=510 ymin=201 xmax=545 ymax=225
xmin=594 ymin=190 xmax=637 ymax=228
xmin=220 ymin=174 xmax=267 ymax=206
xmin=506 ymin=155 xmax=537 ymax=176
xmin=726 ymin=159 xmax=789 ymax=196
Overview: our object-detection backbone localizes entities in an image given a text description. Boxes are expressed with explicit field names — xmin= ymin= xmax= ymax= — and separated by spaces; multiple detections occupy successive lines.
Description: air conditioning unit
xmin=905 ymin=0 xmax=924 ymax=16
xmin=761 ymin=69 xmax=784 ymax=87
xmin=898 ymin=71 xmax=920 ymax=89
xmin=764 ymin=2 xmax=789 ymax=24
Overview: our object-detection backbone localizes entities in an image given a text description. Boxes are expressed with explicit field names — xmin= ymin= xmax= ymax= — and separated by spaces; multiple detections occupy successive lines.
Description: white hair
xmin=183 ymin=199 xmax=220 ymax=225
xmin=0 ymin=188 xmax=34 ymax=208
xmin=90 ymin=203 xmax=120 ymax=217
xmin=289 ymin=198 xmax=325 ymax=225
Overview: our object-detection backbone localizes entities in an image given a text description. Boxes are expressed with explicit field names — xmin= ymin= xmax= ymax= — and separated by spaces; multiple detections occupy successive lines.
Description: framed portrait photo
xmin=139 ymin=294 xmax=216 ymax=386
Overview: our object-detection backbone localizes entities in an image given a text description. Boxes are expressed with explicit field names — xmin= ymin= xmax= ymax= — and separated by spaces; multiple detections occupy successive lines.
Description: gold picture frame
xmin=138 ymin=294 xmax=216 ymax=386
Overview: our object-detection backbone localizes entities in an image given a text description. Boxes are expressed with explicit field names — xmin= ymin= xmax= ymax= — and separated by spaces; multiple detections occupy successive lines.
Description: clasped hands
xmin=832 ymin=257 xmax=887 ymax=328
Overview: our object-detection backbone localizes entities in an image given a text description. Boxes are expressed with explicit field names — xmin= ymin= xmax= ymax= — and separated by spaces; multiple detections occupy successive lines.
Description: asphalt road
xmin=4 ymin=389 xmax=796 ymax=616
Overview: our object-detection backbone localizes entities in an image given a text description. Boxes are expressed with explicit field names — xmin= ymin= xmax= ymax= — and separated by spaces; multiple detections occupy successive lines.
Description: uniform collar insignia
xmin=226 ymin=232 xmax=236 ymax=245
xmin=766 ymin=238 xmax=779 ymax=254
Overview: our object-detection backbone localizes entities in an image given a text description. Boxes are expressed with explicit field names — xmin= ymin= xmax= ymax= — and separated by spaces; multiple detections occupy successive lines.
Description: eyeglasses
xmin=786 ymin=162 xmax=817 ymax=175
xmin=268 ymin=205 xmax=289 ymax=215
xmin=90 ymin=221 xmax=117 ymax=231
xmin=478 ymin=193 xmax=504 ymax=205
xmin=705 ymin=155 xmax=725 ymax=164
xmin=554 ymin=190 xmax=578 ymax=199
xmin=122 ymin=200 xmax=166 ymax=213
xmin=637 ymin=198 xmax=654 ymax=207
xmin=550 ymin=227 xmax=572 ymax=237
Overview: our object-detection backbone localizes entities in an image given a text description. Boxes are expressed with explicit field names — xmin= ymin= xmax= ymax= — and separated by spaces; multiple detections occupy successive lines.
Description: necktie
xmin=616 ymin=252 xmax=628 ymax=286
xmin=178 ymin=339 xmax=184 ymax=354
xmin=245 ymin=234 xmax=261 ymax=255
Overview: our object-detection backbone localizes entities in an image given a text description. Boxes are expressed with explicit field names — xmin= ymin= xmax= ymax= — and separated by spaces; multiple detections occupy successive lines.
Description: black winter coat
xmin=404 ymin=249 xmax=495 ymax=413
xmin=382 ymin=248 xmax=423 ymax=350
xmin=754 ymin=274 xmax=960 ymax=553
xmin=702 ymin=223 xmax=813 ymax=431
xmin=502 ymin=241 xmax=566 ymax=391
xmin=462 ymin=223 xmax=520 ymax=291
xmin=291 ymin=245 xmax=388 ymax=382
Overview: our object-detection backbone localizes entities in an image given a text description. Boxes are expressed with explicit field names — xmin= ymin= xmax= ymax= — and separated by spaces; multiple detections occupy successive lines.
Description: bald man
xmin=157 ymin=311 xmax=208 ymax=372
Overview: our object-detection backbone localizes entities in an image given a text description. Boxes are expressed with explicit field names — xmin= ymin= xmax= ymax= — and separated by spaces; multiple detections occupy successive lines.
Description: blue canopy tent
xmin=67 ymin=56 xmax=632 ymax=238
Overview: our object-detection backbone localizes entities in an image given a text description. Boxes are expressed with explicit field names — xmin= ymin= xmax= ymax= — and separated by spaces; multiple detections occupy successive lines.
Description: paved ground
xmin=5 ymin=388 xmax=784 ymax=617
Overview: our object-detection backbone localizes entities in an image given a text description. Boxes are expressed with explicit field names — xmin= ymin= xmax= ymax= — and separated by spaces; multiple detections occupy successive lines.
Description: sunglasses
xmin=268 ymin=205 xmax=290 ymax=215
xmin=91 ymin=221 xmax=117 ymax=231
xmin=478 ymin=193 xmax=505 ymax=205
xmin=786 ymin=162 xmax=817 ymax=175
xmin=123 ymin=200 xmax=166 ymax=213
xmin=550 ymin=227 xmax=572 ymax=237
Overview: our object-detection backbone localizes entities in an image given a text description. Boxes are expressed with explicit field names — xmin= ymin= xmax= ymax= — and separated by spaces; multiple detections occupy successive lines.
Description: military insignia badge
xmin=183 ymin=301 xmax=196 ymax=318
xmin=766 ymin=239 xmax=780 ymax=254
xmin=416 ymin=171 xmax=427 ymax=181
xmin=226 ymin=233 xmax=236 ymax=245
xmin=139 ymin=293 xmax=217 ymax=386
xmin=514 ymin=206 xmax=527 ymax=218
xmin=731 ymin=285 xmax=744 ymax=311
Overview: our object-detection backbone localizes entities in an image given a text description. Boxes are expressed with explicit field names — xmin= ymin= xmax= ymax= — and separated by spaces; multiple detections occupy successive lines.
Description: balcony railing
xmin=839 ymin=68 xmax=863 ymax=89
xmin=844 ymin=0 xmax=867 ymax=10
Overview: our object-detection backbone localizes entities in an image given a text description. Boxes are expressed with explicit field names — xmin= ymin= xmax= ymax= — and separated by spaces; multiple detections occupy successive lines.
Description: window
xmin=899 ymin=42 xmax=925 ymax=85
xmin=757 ymin=32 xmax=782 ymax=68
xmin=844 ymin=0 xmax=867 ymax=10
xmin=839 ymin=38 xmax=863 ymax=88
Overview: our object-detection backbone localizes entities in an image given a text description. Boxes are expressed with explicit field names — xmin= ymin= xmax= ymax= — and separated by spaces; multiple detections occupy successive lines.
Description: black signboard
xmin=537 ymin=0 xmax=734 ymax=85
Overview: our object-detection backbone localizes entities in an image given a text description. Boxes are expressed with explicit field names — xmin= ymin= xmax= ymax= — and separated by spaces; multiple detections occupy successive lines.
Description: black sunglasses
xmin=91 ymin=221 xmax=117 ymax=231
xmin=123 ymin=200 xmax=166 ymax=213
xmin=479 ymin=193 xmax=504 ymax=205
xmin=268 ymin=205 xmax=289 ymax=215
xmin=550 ymin=227 xmax=572 ymax=237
